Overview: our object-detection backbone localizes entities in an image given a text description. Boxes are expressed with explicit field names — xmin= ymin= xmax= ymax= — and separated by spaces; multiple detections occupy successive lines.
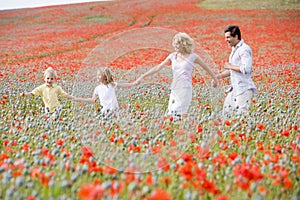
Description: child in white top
xmin=75 ymin=67 xmax=136 ymax=115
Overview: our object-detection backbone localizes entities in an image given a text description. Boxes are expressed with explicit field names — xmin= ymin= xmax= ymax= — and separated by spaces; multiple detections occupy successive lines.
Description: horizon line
xmin=0 ymin=0 xmax=113 ymax=11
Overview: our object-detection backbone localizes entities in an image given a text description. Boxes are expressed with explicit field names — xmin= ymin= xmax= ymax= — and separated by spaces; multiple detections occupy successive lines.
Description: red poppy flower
xmin=147 ymin=189 xmax=172 ymax=200
xmin=77 ymin=183 xmax=105 ymax=200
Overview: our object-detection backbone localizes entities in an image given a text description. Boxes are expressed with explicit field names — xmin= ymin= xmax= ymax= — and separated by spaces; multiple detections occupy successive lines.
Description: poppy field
xmin=0 ymin=0 xmax=299 ymax=199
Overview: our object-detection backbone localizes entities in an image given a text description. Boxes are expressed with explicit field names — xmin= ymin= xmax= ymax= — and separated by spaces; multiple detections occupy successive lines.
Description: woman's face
xmin=173 ymin=41 xmax=183 ymax=53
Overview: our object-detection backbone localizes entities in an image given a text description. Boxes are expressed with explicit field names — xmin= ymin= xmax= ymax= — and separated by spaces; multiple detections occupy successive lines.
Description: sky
xmin=0 ymin=0 xmax=110 ymax=11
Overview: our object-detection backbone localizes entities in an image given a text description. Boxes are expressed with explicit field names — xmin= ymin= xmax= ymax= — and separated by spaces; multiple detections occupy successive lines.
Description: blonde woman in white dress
xmin=135 ymin=32 xmax=218 ymax=116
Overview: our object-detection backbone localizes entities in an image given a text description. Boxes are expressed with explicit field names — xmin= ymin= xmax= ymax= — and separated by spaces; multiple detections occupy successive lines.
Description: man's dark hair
xmin=224 ymin=25 xmax=241 ymax=40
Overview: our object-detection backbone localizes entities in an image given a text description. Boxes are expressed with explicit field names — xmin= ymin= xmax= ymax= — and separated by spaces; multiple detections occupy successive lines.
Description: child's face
xmin=97 ymin=71 xmax=104 ymax=83
xmin=44 ymin=73 xmax=56 ymax=86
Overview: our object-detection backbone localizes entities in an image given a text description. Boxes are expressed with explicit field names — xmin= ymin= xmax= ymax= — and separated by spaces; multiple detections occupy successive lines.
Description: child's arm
xmin=74 ymin=93 xmax=97 ymax=103
xmin=20 ymin=85 xmax=43 ymax=98
xmin=57 ymin=86 xmax=75 ymax=100
xmin=65 ymin=94 xmax=75 ymax=100
xmin=195 ymin=58 xmax=218 ymax=87
xmin=20 ymin=92 xmax=33 ymax=97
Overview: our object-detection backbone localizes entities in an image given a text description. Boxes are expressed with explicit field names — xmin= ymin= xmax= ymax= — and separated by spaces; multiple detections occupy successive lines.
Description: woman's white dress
xmin=166 ymin=52 xmax=199 ymax=115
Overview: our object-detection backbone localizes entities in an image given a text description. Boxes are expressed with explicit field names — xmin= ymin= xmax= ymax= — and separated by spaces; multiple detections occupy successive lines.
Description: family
xmin=20 ymin=25 xmax=256 ymax=120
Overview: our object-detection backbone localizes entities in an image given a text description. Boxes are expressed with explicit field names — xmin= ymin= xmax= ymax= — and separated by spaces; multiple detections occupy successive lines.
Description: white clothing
xmin=229 ymin=39 xmax=256 ymax=97
xmin=166 ymin=52 xmax=199 ymax=115
xmin=93 ymin=83 xmax=119 ymax=114
xmin=223 ymin=89 xmax=253 ymax=117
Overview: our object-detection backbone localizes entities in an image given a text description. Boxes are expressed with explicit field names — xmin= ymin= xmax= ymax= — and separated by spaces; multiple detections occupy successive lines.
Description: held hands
xmin=134 ymin=76 xmax=144 ymax=85
xmin=216 ymin=73 xmax=222 ymax=80
xmin=224 ymin=62 xmax=231 ymax=69
xmin=132 ymin=80 xmax=139 ymax=86
xmin=212 ymin=79 xmax=218 ymax=88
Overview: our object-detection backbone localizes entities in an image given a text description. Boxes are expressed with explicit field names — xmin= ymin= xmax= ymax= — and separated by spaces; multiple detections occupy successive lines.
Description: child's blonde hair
xmin=98 ymin=67 xmax=114 ymax=85
xmin=44 ymin=67 xmax=57 ymax=78
xmin=172 ymin=32 xmax=194 ymax=54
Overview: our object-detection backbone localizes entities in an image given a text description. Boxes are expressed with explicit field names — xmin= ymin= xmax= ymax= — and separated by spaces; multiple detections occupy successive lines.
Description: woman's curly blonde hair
xmin=172 ymin=32 xmax=194 ymax=54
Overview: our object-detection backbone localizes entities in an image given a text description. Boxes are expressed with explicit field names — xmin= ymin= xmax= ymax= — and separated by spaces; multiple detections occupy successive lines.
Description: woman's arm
xmin=135 ymin=57 xmax=170 ymax=84
xmin=194 ymin=57 xmax=218 ymax=87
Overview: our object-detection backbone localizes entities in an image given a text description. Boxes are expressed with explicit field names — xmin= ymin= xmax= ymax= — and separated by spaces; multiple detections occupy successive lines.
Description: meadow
xmin=0 ymin=0 xmax=299 ymax=199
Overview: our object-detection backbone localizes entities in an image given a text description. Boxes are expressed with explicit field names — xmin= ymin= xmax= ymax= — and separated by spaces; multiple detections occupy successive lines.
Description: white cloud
xmin=0 ymin=0 xmax=111 ymax=11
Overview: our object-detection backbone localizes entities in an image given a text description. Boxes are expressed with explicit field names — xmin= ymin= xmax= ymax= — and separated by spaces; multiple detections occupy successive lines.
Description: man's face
xmin=225 ymin=31 xmax=239 ymax=47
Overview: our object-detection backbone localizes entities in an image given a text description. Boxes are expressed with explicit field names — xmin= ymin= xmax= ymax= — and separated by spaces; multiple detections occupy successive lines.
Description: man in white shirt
xmin=217 ymin=25 xmax=256 ymax=118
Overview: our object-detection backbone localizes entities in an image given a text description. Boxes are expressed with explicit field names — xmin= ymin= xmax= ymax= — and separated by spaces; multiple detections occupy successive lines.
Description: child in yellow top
xmin=20 ymin=67 xmax=75 ymax=114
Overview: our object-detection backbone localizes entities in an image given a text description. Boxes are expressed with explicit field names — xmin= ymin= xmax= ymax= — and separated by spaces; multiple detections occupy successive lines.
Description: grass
xmin=83 ymin=15 xmax=112 ymax=22
xmin=198 ymin=0 xmax=300 ymax=10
